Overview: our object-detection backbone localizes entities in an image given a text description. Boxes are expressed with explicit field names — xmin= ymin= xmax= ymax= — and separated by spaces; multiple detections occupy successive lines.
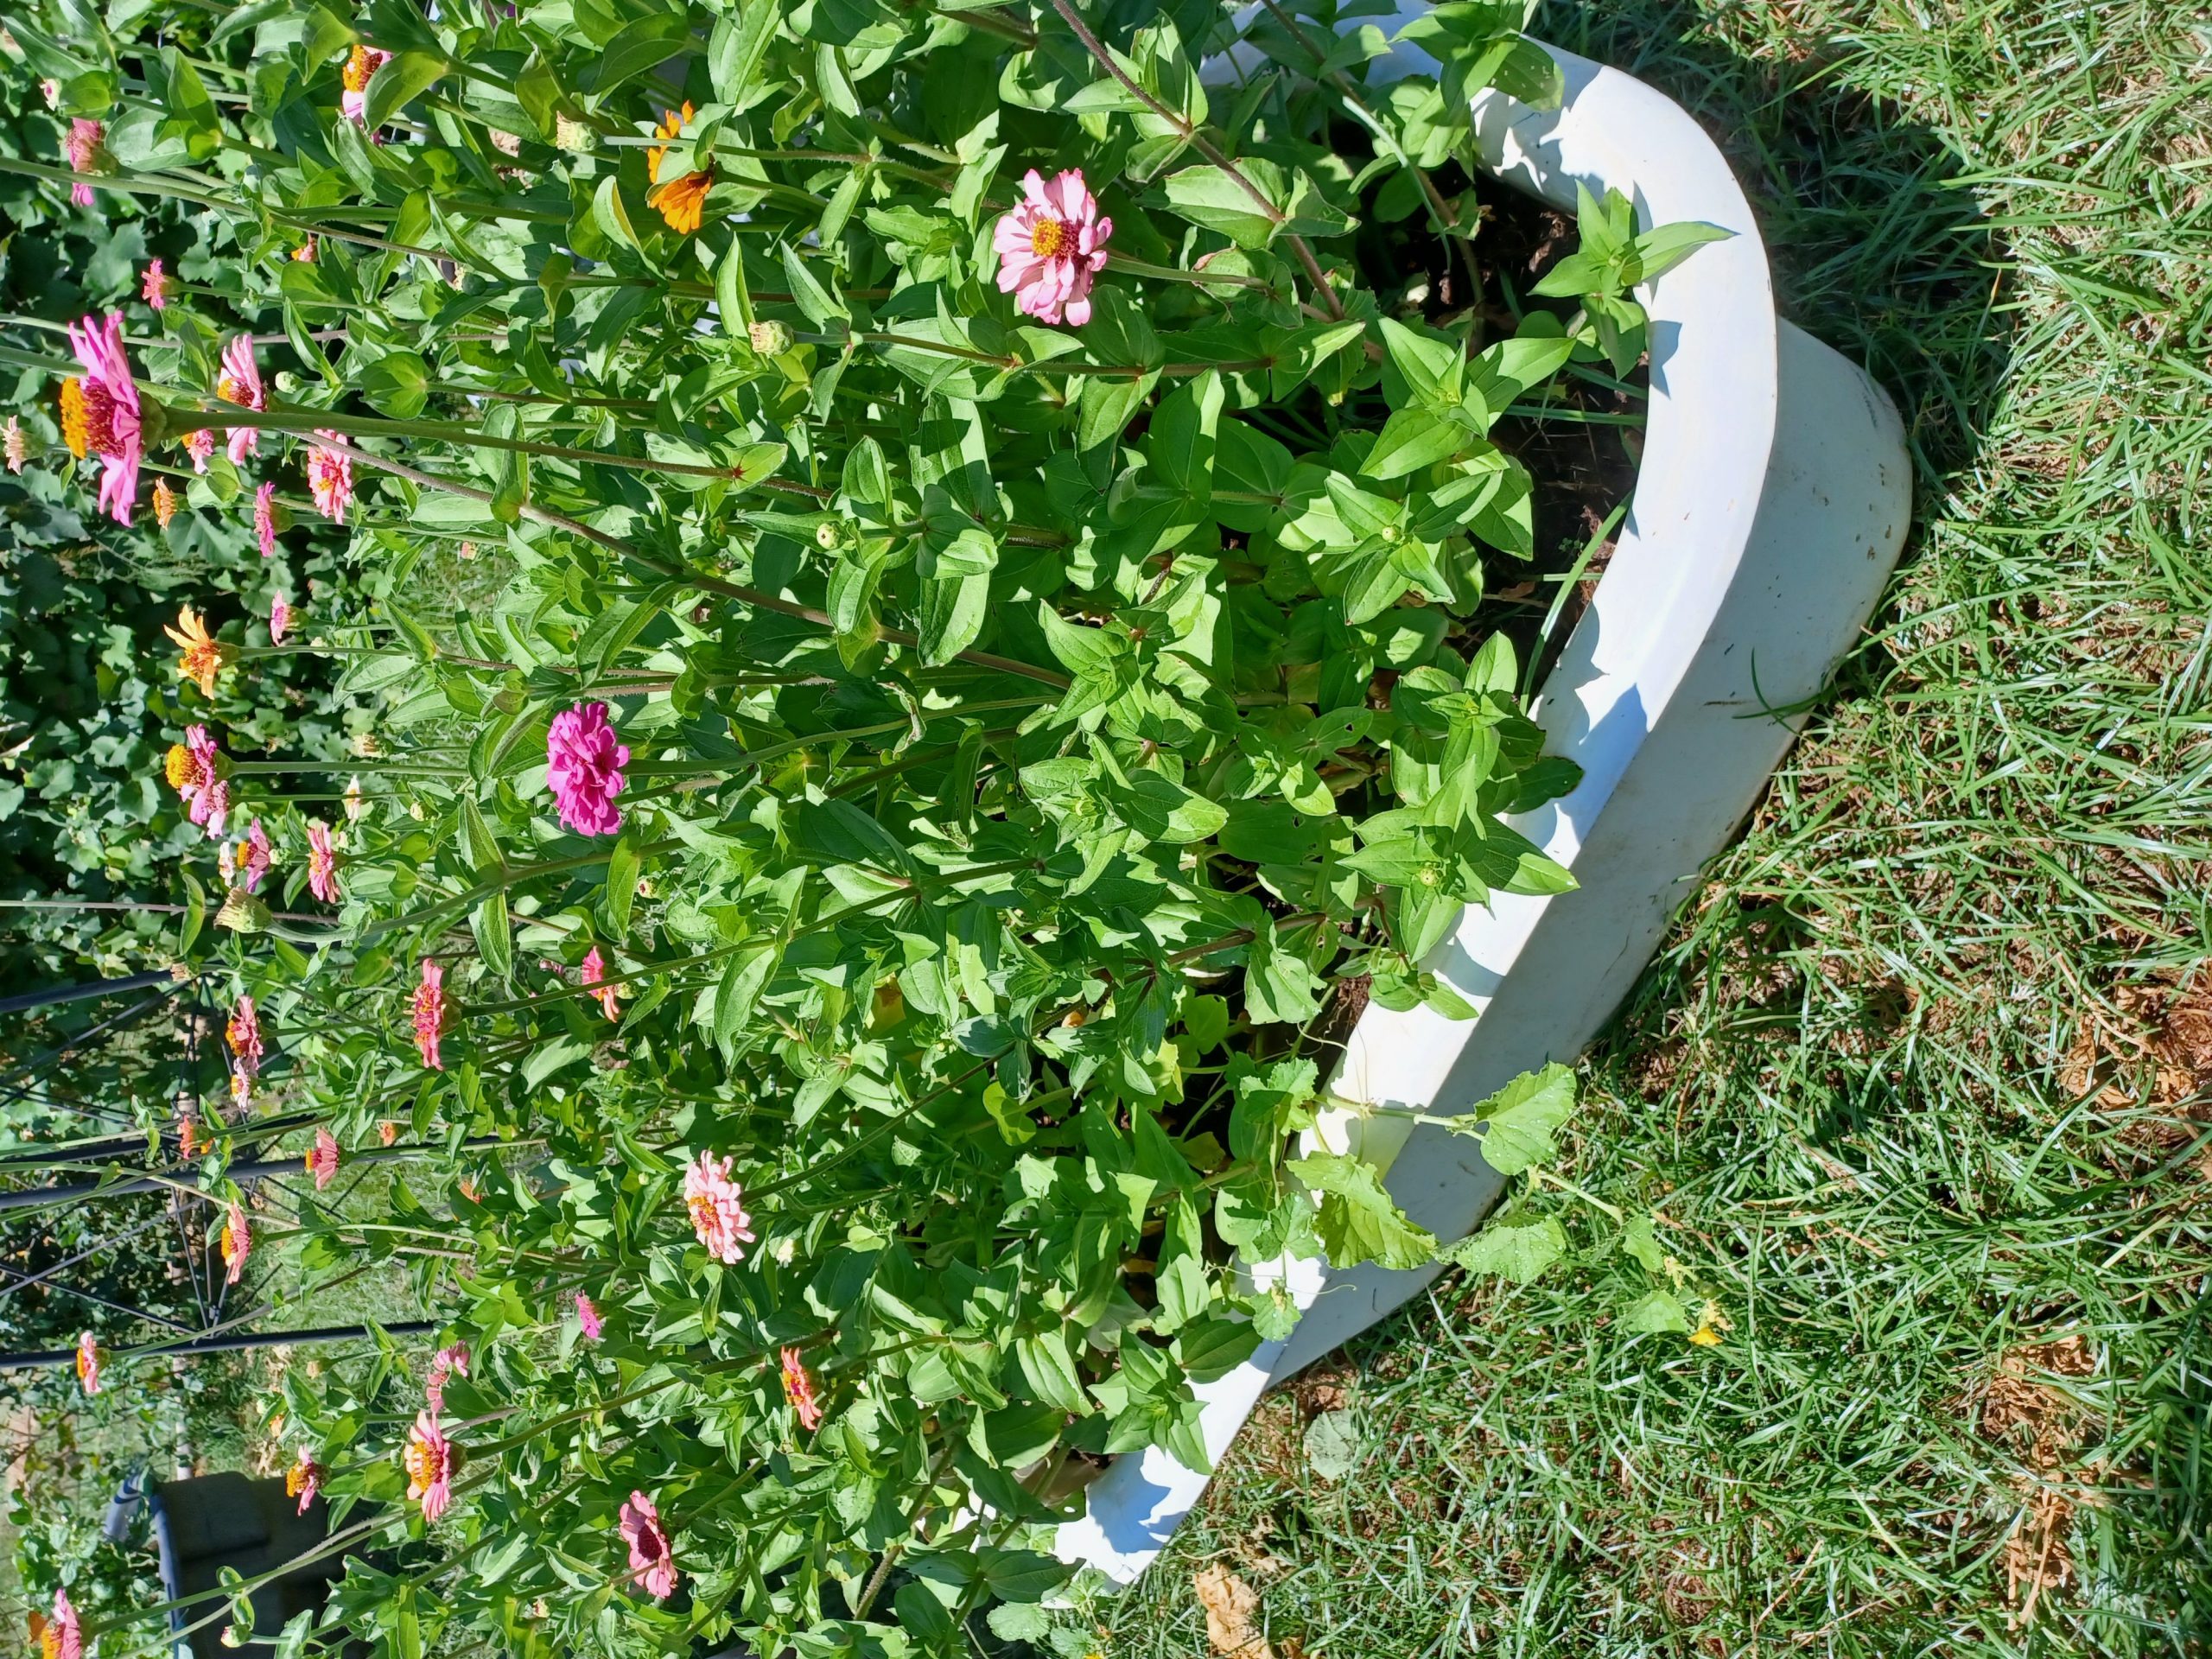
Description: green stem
xmin=170 ymin=405 xmax=741 ymax=481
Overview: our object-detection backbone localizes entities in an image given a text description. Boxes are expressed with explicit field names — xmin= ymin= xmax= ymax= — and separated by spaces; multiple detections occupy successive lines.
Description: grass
xmin=1100 ymin=1 xmax=2212 ymax=1654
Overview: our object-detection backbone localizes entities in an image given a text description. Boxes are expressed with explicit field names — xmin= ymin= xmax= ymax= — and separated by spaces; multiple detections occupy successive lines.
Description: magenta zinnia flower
xmin=65 ymin=118 xmax=105 ymax=207
xmin=780 ymin=1345 xmax=823 ymax=1431
xmin=240 ymin=817 xmax=272 ymax=892
xmin=218 ymin=335 xmax=265 ymax=464
xmin=60 ymin=312 xmax=145 ymax=524
xmin=306 ymin=432 xmax=353 ymax=521
xmin=226 ymin=995 xmax=265 ymax=1077
xmin=994 ymin=168 xmax=1113 ymax=327
xmin=220 ymin=1200 xmax=251 ymax=1283
xmin=307 ymin=1128 xmax=340 ymax=1190
xmin=575 ymin=1291 xmax=603 ymax=1341
xmin=619 ymin=1490 xmax=678 ymax=1599
xmin=287 ymin=1450 xmax=323 ymax=1515
xmin=270 ymin=594 xmax=293 ymax=645
xmin=170 ymin=723 xmax=229 ymax=834
xmin=404 ymin=1411 xmax=454 ymax=1522
xmin=143 ymin=258 xmax=172 ymax=309
xmin=682 ymin=1151 xmax=755 ymax=1264
xmin=340 ymin=45 xmax=391 ymax=124
xmin=254 ymin=480 xmax=278 ymax=557
xmin=425 ymin=1340 xmax=468 ymax=1412
xmin=306 ymin=818 xmax=341 ymax=903
xmin=44 ymin=1589 xmax=82 ymax=1659
xmin=546 ymin=702 xmax=629 ymax=836
xmin=412 ymin=957 xmax=447 ymax=1070
xmin=185 ymin=426 xmax=214 ymax=473
xmin=75 ymin=1332 xmax=102 ymax=1397
xmin=582 ymin=945 xmax=620 ymax=1019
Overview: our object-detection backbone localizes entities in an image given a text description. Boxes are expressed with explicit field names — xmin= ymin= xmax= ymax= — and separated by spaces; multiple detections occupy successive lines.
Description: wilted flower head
xmin=340 ymin=44 xmax=391 ymax=124
xmin=40 ymin=78 xmax=61 ymax=110
xmin=546 ymin=701 xmax=629 ymax=836
xmin=575 ymin=1291 xmax=603 ymax=1341
xmin=379 ymin=1119 xmax=399 ymax=1146
xmin=306 ymin=1128 xmax=340 ymax=1190
xmin=3 ymin=414 xmax=26 ymax=474
xmin=994 ymin=168 xmax=1113 ymax=327
xmin=682 ymin=1151 xmax=754 ymax=1264
xmin=306 ymin=433 xmax=353 ymax=521
xmin=60 ymin=311 xmax=145 ymax=524
xmin=254 ymin=480 xmax=278 ymax=557
xmin=293 ymin=235 xmax=319 ymax=263
xmin=65 ymin=118 xmax=105 ymax=206
xmin=217 ymin=335 xmax=265 ymax=464
xmin=270 ymin=593 xmax=293 ymax=645
xmin=220 ymin=1200 xmax=251 ymax=1283
xmin=179 ymin=1109 xmax=203 ymax=1158
xmin=166 ymin=604 xmax=233 ymax=697
xmin=779 ymin=1345 xmax=823 ymax=1431
xmin=425 ymin=1340 xmax=468 ymax=1412
xmin=184 ymin=426 xmax=214 ymax=473
xmin=75 ymin=1332 xmax=102 ymax=1397
xmin=619 ymin=1490 xmax=678 ymax=1599
xmin=411 ymin=957 xmax=447 ymax=1070
xmin=306 ymin=818 xmax=341 ymax=903
xmin=152 ymin=477 xmax=179 ymax=527
xmin=142 ymin=258 xmax=172 ymax=309
xmin=225 ymin=995 xmax=265 ymax=1077
xmin=581 ymin=945 xmax=620 ymax=1020
xmin=404 ymin=1410 xmax=454 ymax=1522
xmin=344 ymin=774 xmax=366 ymax=822
xmin=286 ymin=1450 xmax=323 ymax=1514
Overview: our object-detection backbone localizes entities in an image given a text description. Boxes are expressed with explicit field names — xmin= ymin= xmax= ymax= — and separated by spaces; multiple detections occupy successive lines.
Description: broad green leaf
xmin=1456 ymin=1061 xmax=1576 ymax=1174
xmin=362 ymin=49 xmax=445 ymax=133
xmin=1290 ymin=1151 xmax=1435 ymax=1270
xmin=1161 ymin=162 xmax=1282 ymax=250
xmin=1442 ymin=1215 xmax=1566 ymax=1283
xmin=1622 ymin=1288 xmax=1694 ymax=1334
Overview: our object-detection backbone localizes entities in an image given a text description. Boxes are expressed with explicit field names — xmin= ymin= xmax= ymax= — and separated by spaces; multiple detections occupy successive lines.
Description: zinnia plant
xmin=4 ymin=0 xmax=1726 ymax=1649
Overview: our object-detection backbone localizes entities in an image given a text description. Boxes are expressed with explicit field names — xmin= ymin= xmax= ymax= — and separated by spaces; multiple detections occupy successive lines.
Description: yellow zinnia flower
xmin=163 ymin=603 xmax=233 ymax=697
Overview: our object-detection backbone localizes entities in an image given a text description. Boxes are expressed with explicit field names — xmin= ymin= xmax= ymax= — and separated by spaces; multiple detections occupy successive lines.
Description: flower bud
xmin=748 ymin=320 xmax=794 ymax=356
xmin=813 ymin=518 xmax=852 ymax=552
xmin=554 ymin=115 xmax=595 ymax=153
xmin=216 ymin=890 xmax=270 ymax=934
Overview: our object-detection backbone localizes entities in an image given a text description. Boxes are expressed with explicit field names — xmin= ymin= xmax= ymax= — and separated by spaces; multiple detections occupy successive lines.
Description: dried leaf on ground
xmin=1194 ymin=1562 xmax=1274 ymax=1659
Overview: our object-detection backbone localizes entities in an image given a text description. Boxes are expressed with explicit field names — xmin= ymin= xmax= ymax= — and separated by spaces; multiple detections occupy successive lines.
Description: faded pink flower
xmin=45 ymin=1589 xmax=82 ymax=1659
xmin=306 ymin=1128 xmax=340 ymax=1190
xmin=65 ymin=118 xmax=105 ymax=206
xmin=287 ymin=1450 xmax=323 ymax=1514
xmin=994 ymin=168 xmax=1112 ymax=327
xmin=226 ymin=995 xmax=265 ymax=1077
xmin=218 ymin=335 xmax=265 ymax=464
xmin=425 ymin=1340 xmax=468 ymax=1412
xmin=3 ymin=414 xmax=26 ymax=474
xmin=340 ymin=45 xmax=391 ymax=125
xmin=175 ymin=724 xmax=229 ymax=834
xmin=184 ymin=426 xmax=214 ymax=473
xmin=40 ymin=79 xmax=61 ymax=111
xmin=75 ymin=1332 xmax=102 ymax=1397
xmin=575 ymin=1291 xmax=603 ymax=1341
xmin=61 ymin=311 xmax=144 ymax=524
xmin=220 ymin=1200 xmax=251 ymax=1283
xmin=306 ymin=818 xmax=341 ymax=903
xmin=239 ymin=817 xmax=272 ymax=893
xmin=546 ymin=702 xmax=629 ymax=836
xmin=270 ymin=593 xmax=293 ymax=645
xmin=779 ymin=1345 xmax=823 ymax=1432
xmin=411 ymin=957 xmax=447 ymax=1070
xmin=682 ymin=1151 xmax=754 ymax=1265
xmin=306 ymin=432 xmax=353 ymax=521
xmin=200 ymin=775 xmax=231 ymax=839
xmin=619 ymin=1490 xmax=677 ymax=1599
xmin=404 ymin=1410 xmax=453 ymax=1522
xmin=581 ymin=945 xmax=620 ymax=1019
xmin=254 ymin=480 xmax=278 ymax=557
xmin=142 ymin=257 xmax=172 ymax=309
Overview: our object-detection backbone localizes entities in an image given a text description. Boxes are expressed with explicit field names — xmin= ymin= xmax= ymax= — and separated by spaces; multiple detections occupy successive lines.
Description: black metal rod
xmin=0 ymin=969 xmax=179 ymax=1017
xmin=0 ymin=1135 xmax=512 ymax=1213
xmin=0 ymin=1320 xmax=438 ymax=1370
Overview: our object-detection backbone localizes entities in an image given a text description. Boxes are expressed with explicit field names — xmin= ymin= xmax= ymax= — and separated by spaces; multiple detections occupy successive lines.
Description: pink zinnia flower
xmin=306 ymin=818 xmax=341 ymax=903
xmin=238 ymin=817 xmax=272 ymax=893
xmin=340 ymin=45 xmax=391 ymax=125
xmin=287 ymin=1451 xmax=323 ymax=1514
xmin=404 ymin=1411 xmax=454 ymax=1522
xmin=412 ymin=957 xmax=447 ymax=1070
xmin=618 ymin=1490 xmax=677 ymax=1599
xmin=546 ymin=702 xmax=629 ymax=836
xmin=425 ymin=1340 xmax=468 ymax=1412
xmin=44 ymin=1589 xmax=82 ymax=1659
xmin=779 ymin=1345 xmax=823 ymax=1431
xmin=254 ymin=480 xmax=278 ymax=557
xmin=575 ymin=1291 xmax=603 ymax=1341
xmin=306 ymin=432 xmax=353 ymax=521
xmin=307 ymin=1128 xmax=340 ymax=1190
xmin=270 ymin=594 xmax=293 ymax=645
xmin=60 ymin=312 xmax=144 ymax=524
xmin=581 ymin=945 xmax=620 ymax=1019
xmin=682 ymin=1151 xmax=754 ymax=1264
xmin=143 ymin=258 xmax=172 ymax=309
xmin=220 ymin=1200 xmax=251 ymax=1283
xmin=218 ymin=335 xmax=265 ymax=464
xmin=994 ymin=168 xmax=1113 ymax=327
xmin=75 ymin=1332 xmax=102 ymax=1397
xmin=65 ymin=118 xmax=104 ymax=206
xmin=185 ymin=426 xmax=215 ymax=473
xmin=226 ymin=995 xmax=265 ymax=1077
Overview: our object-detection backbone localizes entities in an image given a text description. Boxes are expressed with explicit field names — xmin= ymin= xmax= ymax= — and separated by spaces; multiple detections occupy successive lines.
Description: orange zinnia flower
xmin=645 ymin=102 xmax=711 ymax=234
xmin=152 ymin=478 xmax=179 ymax=528
xmin=164 ymin=604 xmax=232 ymax=697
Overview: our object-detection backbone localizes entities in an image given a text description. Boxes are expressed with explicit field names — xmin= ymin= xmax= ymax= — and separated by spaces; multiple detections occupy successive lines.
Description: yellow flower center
xmin=59 ymin=378 xmax=90 ymax=458
xmin=343 ymin=44 xmax=377 ymax=92
xmin=165 ymin=743 xmax=200 ymax=790
xmin=688 ymin=1193 xmax=715 ymax=1230
xmin=404 ymin=1436 xmax=447 ymax=1490
xmin=1029 ymin=217 xmax=1071 ymax=259
xmin=40 ymin=1625 xmax=61 ymax=1659
xmin=216 ymin=374 xmax=245 ymax=406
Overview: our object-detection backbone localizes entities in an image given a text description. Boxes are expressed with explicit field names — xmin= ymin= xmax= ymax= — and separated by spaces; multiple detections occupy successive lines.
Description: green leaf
xmin=713 ymin=943 xmax=779 ymax=1057
xmin=1442 ymin=1215 xmax=1566 ymax=1283
xmin=358 ymin=351 xmax=429 ymax=420
xmin=586 ymin=11 xmax=690 ymax=96
xmin=1303 ymin=1408 xmax=1360 ymax=1480
xmin=363 ymin=49 xmax=445 ymax=132
xmin=1622 ymin=1288 xmax=1694 ymax=1334
xmin=1619 ymin=1211 xmax=1666 ymax=1274
xmin=601 ymin=833 xmax=639 ymax=942
xmin=1161 ymin=161 xmax=1282 ymax=250
xmin=1630 ymin=219 xmax=1734 ymax=282
xmin=1243 ymin=920 xmax=1325 ymax=1025
xmin=1458 ymin=1061 xmax=1576 ymax=1175
xmin=1290 ymin=1151 xmax=1435 ymax=1270
xmin=1361 ymin=406 xmax=1470 ymax=480
xmin=470 ymin=891 xmax=512 ymax=983
xmin=592 ymin=175 xmax=643 ymax=257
